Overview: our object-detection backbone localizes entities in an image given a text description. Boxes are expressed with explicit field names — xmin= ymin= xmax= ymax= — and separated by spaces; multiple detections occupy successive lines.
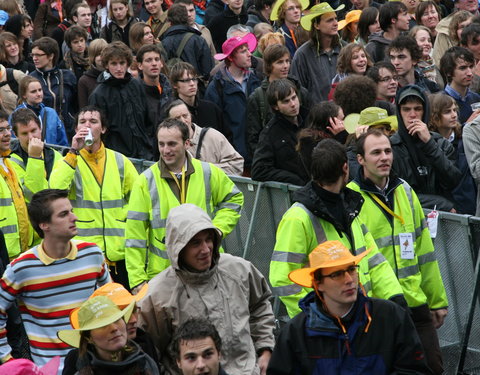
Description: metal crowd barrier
xmin=224 ymin=177 xmax=480 ymax=375
xmin=46 ymin=144 xmax=480 ymax=374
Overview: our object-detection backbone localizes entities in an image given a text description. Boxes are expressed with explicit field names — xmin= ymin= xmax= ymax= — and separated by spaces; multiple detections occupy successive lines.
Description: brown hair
xmin=108 ymin=0 xmax=134 ymax=20
xmin=18 ymin=76 xmax=41 ymax=104
xmin=263 ymin=44 xmax=290 ymax=76
xmin=0 ymin=32 xmax=20 ymax=63
xmin=428 ymin=93 xmax=462 ymax=138
xmin=88 ymin=38 xmax=108 ymax=66
xmin=336 ymin=43 xmax=372 ymax=74
xmin=101 ymin=41 xmax=133 ymax=67
xmin=449 ymin=10 xmax=472 ymax=45
xmin=277 ymin=0 xmax=302 ymax=24
xmin=129 ymin=22 xmax=152 ymax=52
xmin=415 ymin=1 xmax=441 ymax=28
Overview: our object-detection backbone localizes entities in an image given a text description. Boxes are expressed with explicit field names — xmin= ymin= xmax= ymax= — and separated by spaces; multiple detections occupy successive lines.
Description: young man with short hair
xmin=366 ymin=61 xmax=399 ymax=104
xmin=175 ymin=0 xmax=217 ymax=56
xmin=206 ymin=0 xmax=249 ymax=52
xmin=125 ymin=118 xmax=243 ymax=290
xmin=166 ymin=99 xmax=243 ymax=175
xmin=348 ymin=130 xmax=448 ymax=374
xmin=49 ymin=105 xmax=139 ymax=289
xmin=269 ymin=138 xmax=406 ymax=318
xmin=366 ymin=2 xmax=410 ymax=63
xmin=29 ymin=37 xmax=77 ymax=138
xmin=205 ymin=33 xmax=261 ymax=168
xmin=61 ymin=25 xmax=89 ymax=81
xmin=9 ymin=108 xmax=62 ymax=202
xmin=50 ymin=0 xmax=84 ymax=61
xmin=0 ymin=189 xmax=110 ymax=370
xmin=136 ymin=44 xmax=173 ymax=130
xmin=267 ymin=240 xmax=430 ymax=374
xmin=0 ymin=110 xmax=34 ymax=259
xmin=162 ymin=3 xmax=214 ymax=79
xmin=172 ymin=318 xmax=228 ymax=375
xmin=251 ymin=78 xmax=308 ymax=185
xmin=440 ymin=46 xmax=480 ymax=124
xmin=139 ymin=203 xmax=273 ymax=375
xmin=145 ymin=0 xmax=170 ymax=39
xmin=390 ymin=84 xmax=462 ymax=211
xmin=290 ymin=2 xmax=345 ymax=104
xmin=388 ymin=35 xmax=439 ymax=93
xmin=169 ymin=61 xmax=226 ymax=135
xmin=89 ymin=41 xmax=153 ymax=160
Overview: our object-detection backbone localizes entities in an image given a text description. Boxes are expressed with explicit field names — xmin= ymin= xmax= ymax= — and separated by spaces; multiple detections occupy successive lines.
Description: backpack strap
xmin=41 ymin=109 xmax=47 ymax=141
xmin=0 ymin=68 xmax=19 ymax=95
xmin=175 ymin=33 xmax=194 ymax=59
xmin=57 ymin=69 xmax=64 ymax=121
xmin=195 ymin=127 xmax=210 ymax=159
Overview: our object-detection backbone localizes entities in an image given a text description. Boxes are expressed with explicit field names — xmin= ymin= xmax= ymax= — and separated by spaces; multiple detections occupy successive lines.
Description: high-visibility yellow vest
xmin=348 ymin=179 xmax=448 ymax=309
xmin=125 ymin=157 xmax=243 ymax=288
xmin=270 ymin=202 xmax=404 ymax=318
xmin=50 ymin=149 xmax=138 ymax=261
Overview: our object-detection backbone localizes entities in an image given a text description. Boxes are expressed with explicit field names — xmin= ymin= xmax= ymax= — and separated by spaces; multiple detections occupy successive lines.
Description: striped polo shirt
xmin=0 ymin=240 xmax=111 ymax=371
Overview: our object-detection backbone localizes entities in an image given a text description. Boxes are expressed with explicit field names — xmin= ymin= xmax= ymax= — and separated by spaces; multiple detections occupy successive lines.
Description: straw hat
xmin=270 ymin=0 xmax=309 ymax=21
xmin=338 ymin=9 xmax=362 ymax=30
xmin=344 ymin=107 xmax=398 ymax=134
xmin=300 ymin=2 xmax=345 ymax=31
xmin=288 ymin=241 xmax=370 ymax=287
xmin=57 ymin=296 xmax=135 ymax=348
xmin=214 ymin=33 xmax=257 ymax=61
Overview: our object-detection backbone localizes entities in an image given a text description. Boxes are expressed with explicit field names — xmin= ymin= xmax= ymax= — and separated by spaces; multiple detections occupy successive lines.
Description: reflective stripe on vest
xmin=286 ymin=202 xmax=373 ymax=295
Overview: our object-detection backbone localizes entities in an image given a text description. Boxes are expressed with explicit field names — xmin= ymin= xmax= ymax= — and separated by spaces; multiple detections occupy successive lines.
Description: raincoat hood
xmin=165 ymin=204 xmax=222 ymax=270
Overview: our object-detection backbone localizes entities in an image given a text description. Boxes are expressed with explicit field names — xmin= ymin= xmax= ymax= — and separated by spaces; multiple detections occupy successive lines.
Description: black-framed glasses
xmin=177 ymin=77 xmax=198 ymax=83
xmin=322 ymin=265 xmax=359 ymax=281
xmin=378 ymin=75 xmax=400 ymax=83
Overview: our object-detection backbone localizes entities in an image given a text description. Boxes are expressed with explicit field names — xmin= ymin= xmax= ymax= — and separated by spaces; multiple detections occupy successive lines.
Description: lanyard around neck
xmin=368 ymin=192 xmax=405 ymax=225
xmin=169 ymin=165 xmax=186 ymax=203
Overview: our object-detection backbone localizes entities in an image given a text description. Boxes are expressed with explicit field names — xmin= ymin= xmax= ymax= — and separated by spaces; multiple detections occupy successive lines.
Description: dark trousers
xmin=108 ymin=260 xmax=131 ymax=292
xmin=411 ymin=304 xmax=443 ymax=374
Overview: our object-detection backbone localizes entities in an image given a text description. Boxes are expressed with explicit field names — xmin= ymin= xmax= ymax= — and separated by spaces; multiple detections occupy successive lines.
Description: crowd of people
xmin=0 ymin=0 xmax=473 ymax=372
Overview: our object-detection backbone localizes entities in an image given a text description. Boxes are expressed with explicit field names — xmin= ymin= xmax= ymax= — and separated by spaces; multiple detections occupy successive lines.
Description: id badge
xmin=427 ymin=210 xmax=439 ymax=238
xmin=399 ymin=233 xmax=414 ymax=260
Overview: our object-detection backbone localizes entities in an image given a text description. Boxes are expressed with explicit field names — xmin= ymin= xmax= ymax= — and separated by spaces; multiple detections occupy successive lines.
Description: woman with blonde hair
xmin=432 ymin=10 xmax=472 ymax=66
xmin=12 ymin=75 xmax=68 ymax=146
xmin=409 ymin=25 xmax=443 ymax=88
xmin=100 ymin=0 xmax=138 ymax=46
xmin=255 ymin=31 xmax=285 ymax=56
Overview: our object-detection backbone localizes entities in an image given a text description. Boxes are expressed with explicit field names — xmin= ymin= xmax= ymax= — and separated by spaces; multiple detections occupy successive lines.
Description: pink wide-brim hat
xmin=214 ymin=33 xmax=257 ymax=61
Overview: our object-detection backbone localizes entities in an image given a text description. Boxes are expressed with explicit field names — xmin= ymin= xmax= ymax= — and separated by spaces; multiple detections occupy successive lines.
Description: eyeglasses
xmin=322 ymin=265 xmax=359 ymax=281
xmin=177 ymin=77 xmax=198 ymax=83
xmin=378 ymin=75 xmax=400 ymax=83
xmin=30 ymin=53 xmax=47 ymax=58
xmin=0 ymin=125 xmax=12 ymax=134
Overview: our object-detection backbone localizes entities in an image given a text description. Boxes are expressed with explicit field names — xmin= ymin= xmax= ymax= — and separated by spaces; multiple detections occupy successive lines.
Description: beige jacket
xmin=196 ymin=23 xmax=217 ymax=59
xmin=188 ymin=123 xmax=244 ymax=175
xmin=0 ymin=65 xmax=26 ymax=114
xmin=138 ymin=204 xmax=275 ymax=375
xmin=432 ymin=13 xmax=454 ymax=67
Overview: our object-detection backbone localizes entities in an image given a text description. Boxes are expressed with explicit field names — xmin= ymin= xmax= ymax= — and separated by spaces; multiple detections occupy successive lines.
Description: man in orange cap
xmin=267 ymin=240 xmax=431 ymax=375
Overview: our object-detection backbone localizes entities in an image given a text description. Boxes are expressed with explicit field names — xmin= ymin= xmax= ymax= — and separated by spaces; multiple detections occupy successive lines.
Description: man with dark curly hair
xmin=388 ymin=35 xmax=439 ymax=93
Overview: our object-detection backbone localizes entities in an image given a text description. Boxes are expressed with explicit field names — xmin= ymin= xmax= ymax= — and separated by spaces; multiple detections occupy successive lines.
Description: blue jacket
xmin=204 ymin=66 xmax=261 ymax=165
xmin=29 ymin=67 xmax=77 ymax=138
xmin=267 ymin=291 xmax=431 ymax=375
xmin=11 ymin=102 xmax=68 ymax=147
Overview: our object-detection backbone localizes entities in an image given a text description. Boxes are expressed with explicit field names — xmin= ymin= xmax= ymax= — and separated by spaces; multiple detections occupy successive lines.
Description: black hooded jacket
xmin=390 ymin=85 xmax=461 ymax=211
